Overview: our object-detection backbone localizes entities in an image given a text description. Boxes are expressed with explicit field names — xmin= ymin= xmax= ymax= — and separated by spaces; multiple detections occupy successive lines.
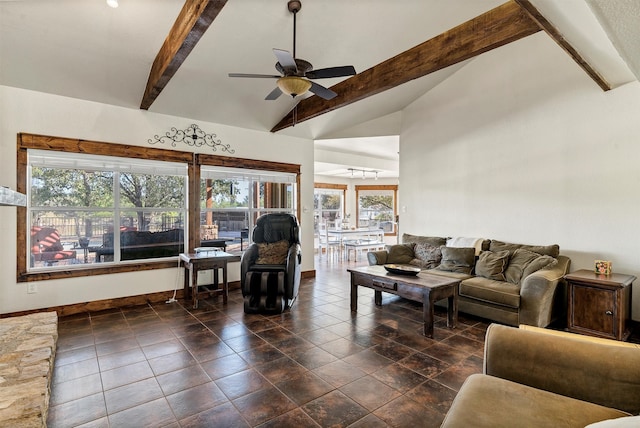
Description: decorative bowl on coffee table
xmin=383 ymin=264 xmax=421 ymax=276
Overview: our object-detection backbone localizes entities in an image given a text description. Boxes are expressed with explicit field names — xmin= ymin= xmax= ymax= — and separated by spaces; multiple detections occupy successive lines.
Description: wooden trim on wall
xmin=196 ymin=153 xmax=302 ymax=223
xmin=188 ymin=154 xmax=199 ymax=253
xmin=354 ymin=185 xmax=398 ymax=192
xmin=4 ymin=268 xmax=316 ymax=318
xmin=18 ymin=133 xmax=194 ymax=163
xmin=197 ymin=154 xmax=300 ymax=174
xmin=314 ymin=183 xmax=348 ymax=190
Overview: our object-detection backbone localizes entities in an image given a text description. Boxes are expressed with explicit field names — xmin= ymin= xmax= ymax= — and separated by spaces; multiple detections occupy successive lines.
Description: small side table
xmin=180 ymin=251 xmax=241 ymax=309
xmin=565 ymin=269 xmax=635 ymax=341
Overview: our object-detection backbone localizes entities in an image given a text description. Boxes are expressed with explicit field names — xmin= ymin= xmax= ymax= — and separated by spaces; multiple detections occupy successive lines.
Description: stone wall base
xmin=0 ymin=311 xmax=58 ymax=427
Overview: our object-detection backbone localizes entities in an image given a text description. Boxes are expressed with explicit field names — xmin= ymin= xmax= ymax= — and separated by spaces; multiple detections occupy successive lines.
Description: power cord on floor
xmin=166 ymin=257 xmax=181 ymax=304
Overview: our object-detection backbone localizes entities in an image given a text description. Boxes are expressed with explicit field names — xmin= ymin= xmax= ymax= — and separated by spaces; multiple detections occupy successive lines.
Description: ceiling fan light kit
xmin=228 ymin=0 xmax=355 ymax=101
xmin=277 ymin=76 xmax=312 ymax=98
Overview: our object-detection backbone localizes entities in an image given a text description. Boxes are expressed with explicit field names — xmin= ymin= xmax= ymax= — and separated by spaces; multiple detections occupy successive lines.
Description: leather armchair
xmin=241 ymin=213 xmax=302 ymax=313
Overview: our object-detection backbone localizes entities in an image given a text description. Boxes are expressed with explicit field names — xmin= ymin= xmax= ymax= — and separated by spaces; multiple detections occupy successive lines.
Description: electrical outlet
xmin=27 ymin=283 xmax=38 ymax=294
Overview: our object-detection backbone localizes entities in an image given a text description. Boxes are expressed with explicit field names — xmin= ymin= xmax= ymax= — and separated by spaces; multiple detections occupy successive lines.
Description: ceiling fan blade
xmin=265 ymin=86 xmax=283 ymax=100
xmin=273 ymin=48 xmax=298 ymax=73
xmin=309 ymin=81 xmax=337 ymax=100
xmin=228 ymin=73 xmax=281 ymax=78
xmin=306 ymin=65 xmax=356 ymax=79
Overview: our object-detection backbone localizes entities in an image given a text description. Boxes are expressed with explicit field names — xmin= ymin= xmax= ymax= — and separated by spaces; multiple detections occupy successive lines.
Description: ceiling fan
xmin=228 ymin=0 xmax=356 ymax=101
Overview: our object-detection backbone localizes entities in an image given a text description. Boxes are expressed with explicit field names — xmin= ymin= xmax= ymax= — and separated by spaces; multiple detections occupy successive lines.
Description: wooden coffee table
xmin=349 ymin=265 xmax=459 ymax=338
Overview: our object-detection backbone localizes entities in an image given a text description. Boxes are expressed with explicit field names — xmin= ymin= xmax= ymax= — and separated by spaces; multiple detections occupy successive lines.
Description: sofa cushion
xmin=441 ymin=374 xmax=629 ymax=428
xmin=402 ymin=233 xmax=447 ymax=247
xmin=490 ymin=239 xmax=560 ymax=258
xmin=409 ymin=242 xmax=442 ymax=269
xmin=386 ymin=243 xmax=415 ymax=264
xmin=522 ymin=255 xmax=557 ymax=279
xmin=459 ymin=277 xmax=521 ymax=308
xmin=475 ymin=250 xmax=510 ymax=281
xmin=425 ymin=269 xmax=473 ymax=281
xmin=256 ymin=240 xmax=289 ymax=265
xmin=436 ymin=247 xmax=475 ymax=274
xmin=504 ymin=248 xmax=543 ymax=284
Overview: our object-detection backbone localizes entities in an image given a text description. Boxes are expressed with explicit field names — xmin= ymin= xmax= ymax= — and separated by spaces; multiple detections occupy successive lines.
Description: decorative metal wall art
xmin=148 ymin=124 xmax=235 ymax=153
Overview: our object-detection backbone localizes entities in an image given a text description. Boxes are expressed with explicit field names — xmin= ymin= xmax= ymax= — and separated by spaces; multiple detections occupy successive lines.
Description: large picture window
xmin=27 ymin=150 xmax=188 ymax=268
xmin=17 ymin=133 xmax=300 ymax=282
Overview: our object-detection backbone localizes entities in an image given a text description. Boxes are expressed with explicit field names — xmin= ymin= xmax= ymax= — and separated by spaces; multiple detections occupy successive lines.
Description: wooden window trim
xmin=194 ymin=154 xmax=301 ymax=251
xmin=314 ymin=182 xmax=347 ymax=218
xmin=354 ymin=184 xmax=398 ymax=236
xmin=16 ymin=133 xmax=300 ymax=282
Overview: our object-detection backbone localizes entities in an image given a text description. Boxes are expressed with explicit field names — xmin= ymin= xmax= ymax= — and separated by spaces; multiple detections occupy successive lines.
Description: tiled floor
xmin=48 ymin=255 xmax=489 ymax=428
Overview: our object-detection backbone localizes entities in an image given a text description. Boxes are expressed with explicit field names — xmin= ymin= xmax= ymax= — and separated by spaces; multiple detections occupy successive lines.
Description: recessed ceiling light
xmin=107 ymin=0 xmax=118 ymax=8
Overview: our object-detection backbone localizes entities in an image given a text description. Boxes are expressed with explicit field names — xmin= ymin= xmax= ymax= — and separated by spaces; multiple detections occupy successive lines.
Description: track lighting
xmin=348 ymin=168 xmax=380 ymax=180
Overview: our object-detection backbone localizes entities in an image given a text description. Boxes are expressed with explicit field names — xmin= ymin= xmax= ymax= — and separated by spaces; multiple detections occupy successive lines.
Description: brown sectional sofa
xmin=441 ymin=324 xmax=640 ymax=427
xmin=367 ymin=233 xmax=571 ymax=327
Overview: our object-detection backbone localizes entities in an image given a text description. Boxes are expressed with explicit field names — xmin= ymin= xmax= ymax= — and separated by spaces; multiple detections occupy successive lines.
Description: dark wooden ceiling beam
xmin=514 ymin=0 xmax=611 ymax=91
xmin=271 ymin=0 xmax=541 ymax=132
xmin=140 ymin=0 xmax=228 ymax=110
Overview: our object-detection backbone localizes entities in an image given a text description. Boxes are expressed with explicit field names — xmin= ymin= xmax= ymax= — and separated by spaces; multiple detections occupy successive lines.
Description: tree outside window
xmin=355 ymin=185 xmax=397 ymax=235
xmin=28 ymin=153 xmax=187 ymax=268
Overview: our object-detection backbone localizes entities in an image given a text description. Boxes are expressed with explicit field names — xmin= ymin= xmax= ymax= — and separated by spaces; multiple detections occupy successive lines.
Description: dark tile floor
xmin=48 ymin=255 xmax=490 ymax=428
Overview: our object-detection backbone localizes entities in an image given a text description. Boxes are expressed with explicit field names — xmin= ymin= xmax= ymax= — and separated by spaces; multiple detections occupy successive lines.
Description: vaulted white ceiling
xmin=1 ymin=0 xmax=637 ymax=179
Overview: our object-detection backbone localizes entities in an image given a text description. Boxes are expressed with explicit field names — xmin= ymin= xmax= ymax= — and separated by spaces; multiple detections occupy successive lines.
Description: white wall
xmin=400 ymin=33 xmax=640 ymax=320
xmin=0 ymin=85 xmax=315 ymax=314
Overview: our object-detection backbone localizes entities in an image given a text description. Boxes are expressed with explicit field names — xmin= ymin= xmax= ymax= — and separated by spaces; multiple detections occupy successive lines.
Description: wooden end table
xmin=565 ymin=269 xmax=635 ymax=341
xmin=349 ymin=265 xmax=459 ymax=338
xmin=180 ymin=251 xmax=241 ymax=309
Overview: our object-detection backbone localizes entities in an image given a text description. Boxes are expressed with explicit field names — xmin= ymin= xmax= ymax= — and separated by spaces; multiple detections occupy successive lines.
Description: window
xmin=27 ymin=150 xmax=188 ymax=269
xmin=355 ymin=184 xmax=398 ymax=235
xmin=199 ymin=166 xmax=297 ymax=250
xmin=313 ymin=184 xmax=346 ymax=233
xmin=17 ymin=133 xmax=301 ymax=282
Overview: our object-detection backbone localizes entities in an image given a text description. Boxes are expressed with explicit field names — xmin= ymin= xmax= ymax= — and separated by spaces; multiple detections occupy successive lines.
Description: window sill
xmin=18 ymin=259 xmax=180 ymax=282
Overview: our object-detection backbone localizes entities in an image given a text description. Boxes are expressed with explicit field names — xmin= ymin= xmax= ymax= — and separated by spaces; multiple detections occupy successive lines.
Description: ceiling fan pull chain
xmin=293 ymin=103 xmax=297 ymax=127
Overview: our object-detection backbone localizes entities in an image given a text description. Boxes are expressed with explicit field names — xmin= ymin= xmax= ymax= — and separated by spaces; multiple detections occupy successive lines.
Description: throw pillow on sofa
xmin=475 ymin=250 xmax=510 ymax=281
xmin=436 ymin=246 xmax=475 ymax=274
xmin=490 ymin=239 xmax=560 ymax=258
xmin=386 ymin=243 xmax=415 ymax=264
xmin=521 ymin=254 xmax=557 ymax=279
xmin=505 ymin=248 xmax=558 ymax=284
xmin=410 ymin=242 xmax=442 ymax=269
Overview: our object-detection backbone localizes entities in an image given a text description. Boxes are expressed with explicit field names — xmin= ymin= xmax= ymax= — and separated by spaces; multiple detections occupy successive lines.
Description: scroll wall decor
xmin=148 ymin=124 xmax=235 ymax=153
